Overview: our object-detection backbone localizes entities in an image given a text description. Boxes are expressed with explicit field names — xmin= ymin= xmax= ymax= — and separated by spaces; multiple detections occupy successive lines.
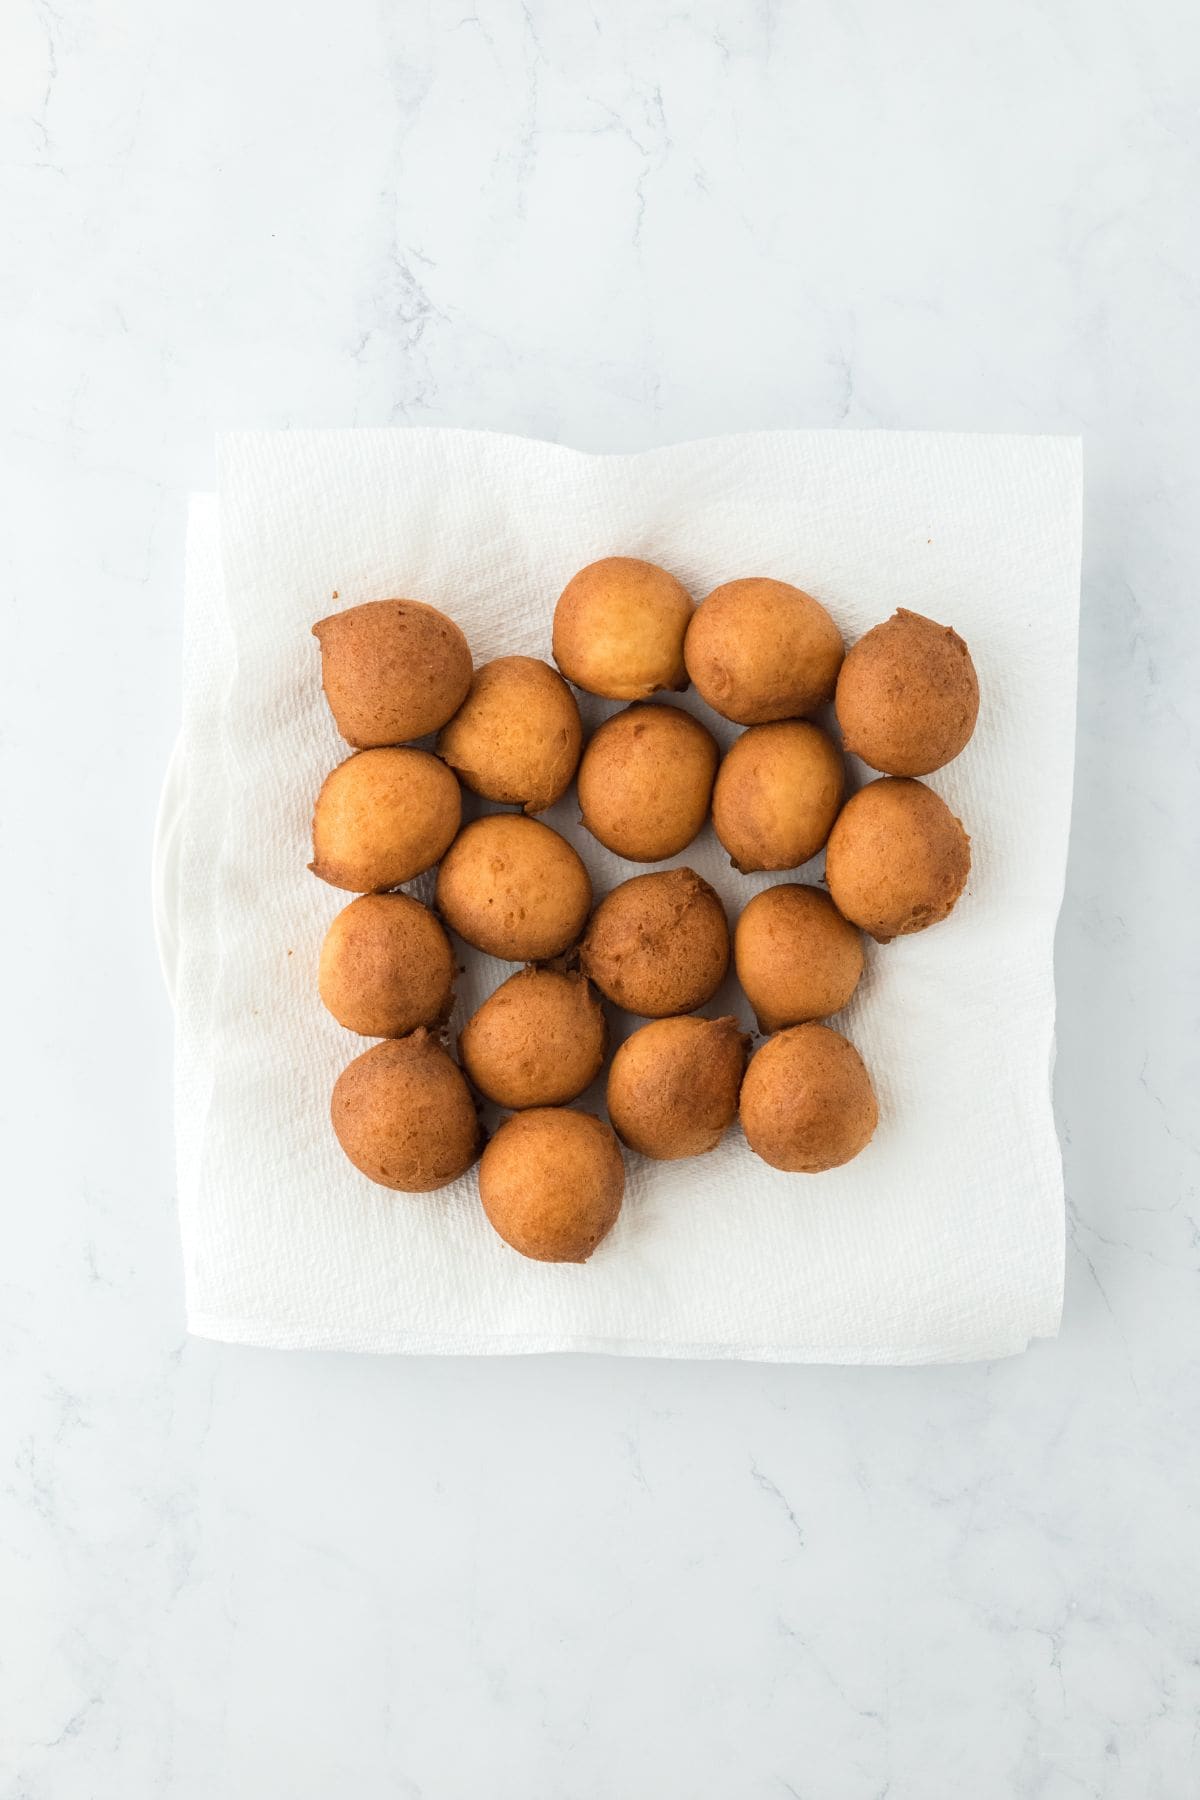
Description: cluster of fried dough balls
xmin=310 ymin=572 xmax=983 ymax=1261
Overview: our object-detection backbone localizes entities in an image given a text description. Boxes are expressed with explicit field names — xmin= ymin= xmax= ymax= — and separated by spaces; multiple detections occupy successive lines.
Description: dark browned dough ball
xmin=313 ymin=598 xmax=472 ymax=747
xmin=836 ymin=608 xmax=980 ymax=775
xmin=579 ymin=867 xmax=730 ymax=1017
xmin=739 ymin=1024 xmax=878 ymax=1173
xmin=330 ymin=1031 xmax=480 ymax=1192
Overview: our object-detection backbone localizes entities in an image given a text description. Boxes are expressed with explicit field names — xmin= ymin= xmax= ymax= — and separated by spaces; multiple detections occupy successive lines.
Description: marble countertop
xmin=4 ymin=1 xmax=1198 ymax=1795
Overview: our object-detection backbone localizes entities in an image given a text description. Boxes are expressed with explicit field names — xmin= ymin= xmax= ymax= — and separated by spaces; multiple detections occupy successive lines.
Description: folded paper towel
xmin=174 ymin=429 xmax=1080 ymax=1362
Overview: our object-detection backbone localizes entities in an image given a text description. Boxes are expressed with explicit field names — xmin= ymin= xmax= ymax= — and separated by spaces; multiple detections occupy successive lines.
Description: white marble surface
xmin=2 ymin=1 xmax=1198 ymax=1794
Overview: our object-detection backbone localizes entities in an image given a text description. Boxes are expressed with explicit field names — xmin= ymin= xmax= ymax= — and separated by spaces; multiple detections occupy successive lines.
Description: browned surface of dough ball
xmin=824 ymin=777 xmax=970 ymax=943
xmin=577 ymin=703 xmax=719 ymax=861
xmin=311 ymin=748 xmax=462 ymax=893
xmin=683 ymin=578 xmax=844 ymax=724
xmin=552 ymin=557 xmax=694 ymax=700
xmin=739 ymin=1023 xmax=878 ymax=1173
xmin=331 ymin=1031 xmax=480 ymax=1192
xmin=836 ymin=608 xmax=980 ymax=775
xmin=313 ymin=598 xmax=472 ymax=747
xmin=734 ymin=885 xmax=864 ymax=1032
xmin=579 ymin=867 xmax=730 ymax=1017
xmin=712 ymin=721 xmax=844 ymax=872
xmin=606 ymin=1015 xmax=748 ymax=1160
xmin=460 ymin=968 xmax=607 ymax=1108
xmin=434 ymin=813 xmax=592 ymax=960
xmin=437 ymin=656 xmax=583 ymax=812
xmin=319 ymin=893 xmax=455 ymax=1037
xmin=479 ymin=1108 xmax=625 ymax=1262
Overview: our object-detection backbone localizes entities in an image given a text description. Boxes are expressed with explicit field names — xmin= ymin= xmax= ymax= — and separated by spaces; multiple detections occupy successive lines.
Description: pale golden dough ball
xmin=437 ymin=656 xmax=583 ymax=813
xmin=836 ymin=608 xmax=980 ymax=775
xmin=734 ymin=885 xmax=864 ymax=1032
xmin=824 ymin=777 xmax=971 ymax=943
xmin=459 ymin=968 xmax=607 ymax=1109
xmin=712 ymin=721 xmax=845 ymax=872
xmin=683 ymin=578 xmax=844 ymax=724
xmin=479 ymin=1108 xmax=625 ymax=1263
xmin=552 ymin=557 xmax=694 ymax=700
xmin=606 ymin=1015 xmax=748 ymax=1161
xmin=577 ymin=703 xmax=719 ymax=862
xmin=739 ymin=1024 xmax=878 ymax=1173
xmin=313 ymin=598 xmax=472 ymax=748
xmin=318 ymin=893 xmax=455 ymax=1038
xmin=311 ymin=748 xmax=461 ymax=893
xmin=331 ymin=1031 xmax=481 ymax=1192
xmin=434 ymin=813 xmax=592 ymax=961
xmin=579 ymin=867 xmax=730 ymax=1017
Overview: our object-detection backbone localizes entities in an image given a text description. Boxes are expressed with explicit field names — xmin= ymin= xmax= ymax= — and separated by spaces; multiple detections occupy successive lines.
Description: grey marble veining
xmin=2 ymin=1 xmax=1198 ymax=1795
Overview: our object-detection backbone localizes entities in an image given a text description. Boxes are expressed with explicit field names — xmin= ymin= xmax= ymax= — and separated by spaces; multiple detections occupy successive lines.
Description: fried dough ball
xmin=318 ymin=893 xmax=455 ymax=1038
xmin=836 ymin=608 xmax=980 ymax=775
xmin=824 ymin=777 xmax=970 ymax=943
xmin=606 ymin=1015 xmax=748 ymax=1161
xmin=459 ymin=968 xmax=606 ymax=1109
xmin=311 ymin=748 xmax=461 ymax=893
xmin=437 ymin=656 xmax=583 ymax=813
xmin=739 ymin=1024 xmax=878 ymax=1173
xmin=683 ymin=578 xmax=844 ymax=724
xmin=734 ymin=885 xmax=864 ymax=1032
xmin=331 ymin=1031 xmax=480 ymax=1192
xmin=579 ymin=868 xmax=730 ymax=1017
xmin=577 ymin=703 xmax=719 ymax=862
xmin=712 ymin=721 xmax=844 ymax=872
xmin=552 ymin=557 xmax=694 ymax=700
xmin=434 ymin=814 xmax=591 ymax=960
xmin=479 ymin=1108 xmax=624 ymax=1263
xmin=313 ymin=598 xmax=472 ymax=748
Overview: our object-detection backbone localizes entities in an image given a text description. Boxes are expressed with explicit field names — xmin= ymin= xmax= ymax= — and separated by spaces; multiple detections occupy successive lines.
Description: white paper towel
xmin=175 ymin=429 xmax=1080 ymax=1362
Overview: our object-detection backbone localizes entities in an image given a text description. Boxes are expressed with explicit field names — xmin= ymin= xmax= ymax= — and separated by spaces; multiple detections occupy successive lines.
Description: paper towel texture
xmin=175 ymin=430 xmax=1080 ymax=1361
